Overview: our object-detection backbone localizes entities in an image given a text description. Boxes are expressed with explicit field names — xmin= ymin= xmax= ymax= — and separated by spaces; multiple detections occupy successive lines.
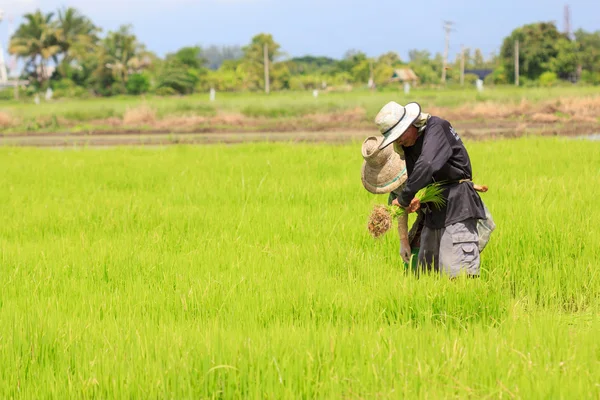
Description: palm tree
xmin=55 ymin=7 xmax=100 ymax=78
xmin=102 ymin=25 xmax=150 ymax=85
xmin=9 ymin=10 xmax=60 ymax=85
xmin=88 ymin=25 xmax=152 ymax=95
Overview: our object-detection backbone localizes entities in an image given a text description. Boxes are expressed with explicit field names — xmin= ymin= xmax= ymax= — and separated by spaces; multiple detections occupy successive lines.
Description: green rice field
xmin=0 ymin=136 xmax=599 ymax=398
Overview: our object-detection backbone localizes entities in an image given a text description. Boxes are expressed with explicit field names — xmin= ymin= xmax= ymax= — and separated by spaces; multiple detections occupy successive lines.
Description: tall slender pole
xmin=514 ymin=40 xmax=519 ymax=86
xmin=441 ymin=21 xmax=453 ymax=84
xmin=0 ymin=10 xmax=8 ymax=84
xmin=460 ymin=45 xmax=465 ymax=86
xmin=369 ymin=59 xmax=374 ymax=90
xmin=264 ymin=43 xmax=270 ymax=94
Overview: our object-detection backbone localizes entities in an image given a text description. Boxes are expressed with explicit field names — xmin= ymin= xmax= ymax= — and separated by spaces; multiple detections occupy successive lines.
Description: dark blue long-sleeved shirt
xmin=397 ymin=116 xmax=485 ymax=229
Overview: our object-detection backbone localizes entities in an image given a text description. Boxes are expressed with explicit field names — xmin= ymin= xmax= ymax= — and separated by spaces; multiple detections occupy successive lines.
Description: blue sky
xmin=0 ymin=0 xmax=598 ymax=62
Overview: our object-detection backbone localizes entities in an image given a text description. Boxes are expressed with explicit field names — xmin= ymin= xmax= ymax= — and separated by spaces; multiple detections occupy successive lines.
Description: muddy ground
xmin=0 ymin=119 xmax=597 ymax=147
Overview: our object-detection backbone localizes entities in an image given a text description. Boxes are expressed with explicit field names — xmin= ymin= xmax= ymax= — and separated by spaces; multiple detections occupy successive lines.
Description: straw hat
xmin=375 ymin=101 xmax=421 ymax=149
xmin=361 ymin=136 xmax=407 ymax=194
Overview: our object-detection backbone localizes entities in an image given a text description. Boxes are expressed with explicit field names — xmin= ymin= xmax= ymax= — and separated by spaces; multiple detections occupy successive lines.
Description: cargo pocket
xmin=458 ymin=242 xmax=477 ymax=263
xmin=447 ymin=221 xmax=480 ymax=275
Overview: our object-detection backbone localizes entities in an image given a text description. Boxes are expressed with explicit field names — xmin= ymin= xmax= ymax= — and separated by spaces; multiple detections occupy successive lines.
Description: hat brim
xmin=361 ymin=162 xmax=407 ymax=194
xmin=378 ymin=102 xmax=421 ymax=150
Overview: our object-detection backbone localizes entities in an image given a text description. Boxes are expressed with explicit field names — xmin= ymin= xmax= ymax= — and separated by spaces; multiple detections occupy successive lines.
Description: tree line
xmin=6 ymin=8 xmax=600 ymax=98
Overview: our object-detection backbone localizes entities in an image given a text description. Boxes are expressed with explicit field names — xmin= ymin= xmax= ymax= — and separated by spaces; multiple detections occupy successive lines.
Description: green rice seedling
xmin=367 ymin=182 xmax=446 ymax=237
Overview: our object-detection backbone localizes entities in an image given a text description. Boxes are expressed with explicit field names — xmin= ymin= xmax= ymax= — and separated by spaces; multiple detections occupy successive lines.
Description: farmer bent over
xmin=374 ymin=101 xmax=487 ymax=277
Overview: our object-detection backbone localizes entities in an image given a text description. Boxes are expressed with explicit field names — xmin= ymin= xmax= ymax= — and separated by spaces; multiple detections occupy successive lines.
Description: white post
xmin=476 ymin=79 xmax=484 ymax=92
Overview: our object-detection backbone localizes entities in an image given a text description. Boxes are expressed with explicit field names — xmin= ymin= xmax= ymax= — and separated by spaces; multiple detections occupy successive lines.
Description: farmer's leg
xmin=439 ymin=219 xmax=480 ymax=278
xmin=417 ymin=226 xmax=442 ymax=273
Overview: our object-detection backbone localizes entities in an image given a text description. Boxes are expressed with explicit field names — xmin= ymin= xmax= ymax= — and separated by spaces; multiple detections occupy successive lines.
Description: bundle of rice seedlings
xmin=367 ymin=205 xmax=393 ymax=238
xmin=367 ymin=182 xmax=446 ymax=238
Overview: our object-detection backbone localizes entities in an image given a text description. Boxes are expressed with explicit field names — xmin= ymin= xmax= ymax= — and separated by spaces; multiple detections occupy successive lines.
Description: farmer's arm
xmin=398 ymin=124 xmax=452 ymax=207
xmin=397 ymin=212 xmax=411 ymax=263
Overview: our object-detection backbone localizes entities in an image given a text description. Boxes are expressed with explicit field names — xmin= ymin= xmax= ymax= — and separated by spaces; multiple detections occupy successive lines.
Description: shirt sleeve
xmin=398 ymin=124 xmax=453 ymax=207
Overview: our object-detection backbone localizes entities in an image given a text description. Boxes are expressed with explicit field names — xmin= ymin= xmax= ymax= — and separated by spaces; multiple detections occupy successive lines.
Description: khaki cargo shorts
xmin=417 ymin=218 xmax=481 ymax=278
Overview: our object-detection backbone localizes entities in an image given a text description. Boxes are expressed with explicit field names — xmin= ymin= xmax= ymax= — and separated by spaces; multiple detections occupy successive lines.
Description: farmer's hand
xmin=474 ymin=184 xmax=488 ymax=193
xmin=405 ymin=198 xmax=421 ymax=213
xmin=400 ymin=238 xmax=411 ymax=263
xmin=391 ymin=198 xmax=400 ymax=207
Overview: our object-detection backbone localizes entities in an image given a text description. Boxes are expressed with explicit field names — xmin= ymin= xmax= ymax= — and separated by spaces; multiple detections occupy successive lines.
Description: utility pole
xmin=460 ymin=45 xmax=465 ymax=86
xmin=264 ymin=42 xmax=270 ymax=94
xmin=564 ymin=5 xmax=572 ymax=40
xmin=0 ymin=9 xmax=8 ymax=85
xmin=368 ymin=59 xmax=374 ymax=90
xmin=441 ymin=20 xmax=454 ymax=84
xmin=514 ymin=40 xmax=519 ymax=86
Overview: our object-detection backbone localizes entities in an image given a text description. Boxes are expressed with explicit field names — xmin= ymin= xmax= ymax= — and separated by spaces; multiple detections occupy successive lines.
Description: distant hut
xmin=390 ymin=68 xmax=419 ymax=86
xmin=464 ymin=69 xmax=494 ymax=81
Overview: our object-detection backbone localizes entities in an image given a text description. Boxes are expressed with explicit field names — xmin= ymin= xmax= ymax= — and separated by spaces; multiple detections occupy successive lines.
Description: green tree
xmin=9 ymin=10 xmax=60 ymax=86
xmin=407 ymin=49 xmax=443 ymax=84
xmin=575 ymin=29 xmax=600 ymax=75
xmin=241 ymin=33 xmax=283 ymax=90
xmin=166 ymin=46 xmax=206 ymax=69
xmin=500 ymin=22 xmax=569 ymax=81
xmin=472 ymin=49 xmax=486 ymax=69
xmin=94 ymin=25 xmax=151 ymax=93
xmin=156 ymin=60 xmax=199 ymax=94
xmin=337 ymin=49 xmax=367 ymax=75
xmin=408 ymin=49 xmax=431 ymax=64
xmin=373 ymin=63 xmax=395 ymax=86
xmin=377 ymin=51 xmax=402 ymax=66
xmin=287 ymin=56 xmax=337 ymax=75
xmin=201 ymin=45 xmax=243 ymax=70
xmin=55 ymin=7 xmax=99 ymax=80
xmin=548 ymin=38 xmax=579 ymax=80
xmin=351 ymin=58 xmax=371 ymax=84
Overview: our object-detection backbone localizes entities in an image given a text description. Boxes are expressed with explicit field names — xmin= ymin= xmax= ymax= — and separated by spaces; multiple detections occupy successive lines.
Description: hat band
xmin=374 ymin=167 xmax=407 ymax=188
xmin=382 ymin=108 xmax=406 ymax=138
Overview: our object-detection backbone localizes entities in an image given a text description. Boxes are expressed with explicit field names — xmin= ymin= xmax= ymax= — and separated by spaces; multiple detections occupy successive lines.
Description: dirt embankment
xmin=1 ymin=97 xmax=598 ymax=146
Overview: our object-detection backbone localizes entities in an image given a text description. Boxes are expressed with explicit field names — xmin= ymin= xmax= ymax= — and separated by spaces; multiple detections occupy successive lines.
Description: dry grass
xmin=307 ymin=107 xmax=366 ymax=124
xmin=155 ymin=116 xmax=209 ymax=130
xmin=559 ymin=97 xmax=600 ymax=121
xmin=447 ymin=99 xmax=530 ymax=120
xmin=531 ymin=113 xmax=561 ymax=123
xmin=434 ymin=96 xmax=600 ymax=124
xmin=212 ymin=112 xmax=247 ymax=126
xmin=123 ymin=105 xmax=156 ymax=125
xmin=0 ymin=111 xmax=14 ymax=128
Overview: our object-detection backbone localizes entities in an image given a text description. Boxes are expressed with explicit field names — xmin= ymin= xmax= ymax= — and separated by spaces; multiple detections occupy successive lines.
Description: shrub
xmin=539 ymin=72 xmax=558 ymax=87
xmin=126 ymin=73 xmax=151 ymax=95
xmin=154 ymin=87 xmax=178 ymax=97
